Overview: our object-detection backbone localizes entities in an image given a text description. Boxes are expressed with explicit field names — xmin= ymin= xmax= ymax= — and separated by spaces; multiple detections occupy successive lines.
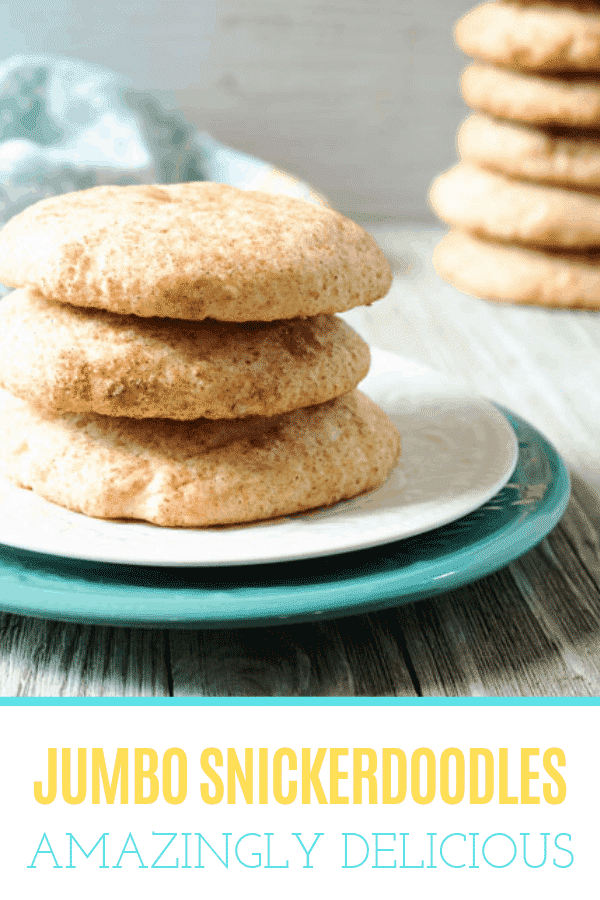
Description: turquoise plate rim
xmin=0 ymin=408 xmax=570 ymax=629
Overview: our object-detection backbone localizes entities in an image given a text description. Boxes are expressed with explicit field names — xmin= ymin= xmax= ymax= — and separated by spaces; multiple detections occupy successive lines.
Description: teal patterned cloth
xmin=0 ymin=55 xmax=323 ymax=297
xmin=0 ymin=53 xmax=321 ymax=296
xmin=0 ymin=53 xmax=309 ymax=225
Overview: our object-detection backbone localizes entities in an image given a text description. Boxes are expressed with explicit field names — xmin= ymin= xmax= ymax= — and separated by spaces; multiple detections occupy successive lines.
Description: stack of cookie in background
xmin=0 ymin=182 xmax=400 ymax=527
xmin=430 ymin=0 xmax=600 ymax=310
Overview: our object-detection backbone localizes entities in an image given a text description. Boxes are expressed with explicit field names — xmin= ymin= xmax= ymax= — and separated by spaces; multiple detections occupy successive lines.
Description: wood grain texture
xmin=0 ymin=617 xmax=170 ymax=697
xmin=169 ymin=617 xmax=418 ymax=697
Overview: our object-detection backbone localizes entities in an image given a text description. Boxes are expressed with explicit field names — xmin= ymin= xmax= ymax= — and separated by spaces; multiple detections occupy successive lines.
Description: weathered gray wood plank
xmin=169 ymin=618 xmax=419 ymax=697
xmin=0 ymin=617 xmax=170 ymax=697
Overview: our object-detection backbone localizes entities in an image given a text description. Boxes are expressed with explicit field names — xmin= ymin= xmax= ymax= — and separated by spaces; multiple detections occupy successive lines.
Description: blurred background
xmin=0 ymin=0 xmax=473 ymax=223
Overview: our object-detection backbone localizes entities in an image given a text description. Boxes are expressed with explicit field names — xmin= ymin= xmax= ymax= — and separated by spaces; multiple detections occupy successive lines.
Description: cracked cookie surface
xmin=0 ymin=182 xmax=392 ymax=321
xmin=0 ymin=289 xmax=370 ymax=419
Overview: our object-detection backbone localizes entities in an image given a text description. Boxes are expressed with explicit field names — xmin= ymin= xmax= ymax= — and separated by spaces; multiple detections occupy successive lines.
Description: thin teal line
xmin=0 ymin=698 xmax=598 ymax=707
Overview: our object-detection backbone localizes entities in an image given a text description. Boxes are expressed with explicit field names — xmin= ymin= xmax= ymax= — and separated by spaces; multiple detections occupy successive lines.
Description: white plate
xmin=0 ymin=348 xmax=518 ymax=566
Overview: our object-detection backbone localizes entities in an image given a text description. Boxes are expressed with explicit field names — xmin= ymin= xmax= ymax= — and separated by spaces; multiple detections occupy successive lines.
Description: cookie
xmin=462 ymin=62 xmax=600 ymax=128
xmin=458 ymin=113 xmax=600 ymax=188
xmin=0 ymin=289 xmax=370 ymax=420
xmin=429 ymin=162 xmax=600 ymax=248
xmin=0 ymin=389 xmax=401 ymax=527
xmin=433 ymin=229 xmax=600 ymax=309
xmin=0 ymin=182 xmax=392 ymax=321
xmin=455 ymin=1 xmax=600 ymax=73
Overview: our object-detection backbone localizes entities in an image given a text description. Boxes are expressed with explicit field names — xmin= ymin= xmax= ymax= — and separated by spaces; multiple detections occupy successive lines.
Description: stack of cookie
xmin=430 ymin=0 xmax=600 ymax=310
xmin=0 ymin=182 xmax=399 ymax=527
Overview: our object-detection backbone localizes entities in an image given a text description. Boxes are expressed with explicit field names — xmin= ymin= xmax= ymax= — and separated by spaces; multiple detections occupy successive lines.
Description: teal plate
xmin=0 ymin=409 xmax=570 ymax=628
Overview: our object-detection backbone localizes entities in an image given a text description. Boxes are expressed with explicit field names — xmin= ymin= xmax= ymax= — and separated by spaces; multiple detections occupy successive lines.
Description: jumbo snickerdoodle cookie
xmin=0 ymin=289 xmax=370 ymax=420
xmin=0 ymin=183 xmax=392 ymax=321
xmin=462 ymin=63 xmax=600 ymax=127
xmin=455 ymin=1 xmax=600 ymax=73
xmin=0 ymin=389 xmax=401 ymax=527
xmin=433 ymin=229 xmax=600 ymax=309
xmin=429 ymin=162 xmax=600 ymax=248
xmin=458 ymin=114 xmax=600 ymax=188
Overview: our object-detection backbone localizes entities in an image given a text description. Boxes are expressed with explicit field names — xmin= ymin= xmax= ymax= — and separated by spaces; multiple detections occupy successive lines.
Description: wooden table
xmin=1 ymin=227 xmax=599 ymax=697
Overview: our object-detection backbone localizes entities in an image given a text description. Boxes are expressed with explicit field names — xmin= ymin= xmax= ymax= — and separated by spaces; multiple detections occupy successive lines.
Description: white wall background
xmin=0 ymin=0 xmax=475 ymax=222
